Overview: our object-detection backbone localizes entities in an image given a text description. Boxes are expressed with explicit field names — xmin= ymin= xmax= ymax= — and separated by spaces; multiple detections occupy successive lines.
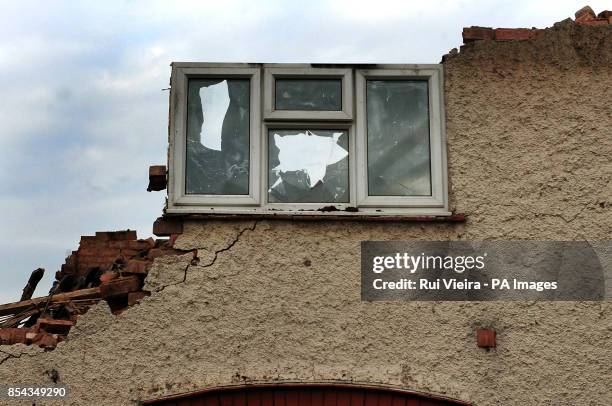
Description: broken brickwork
xmin=0 ymin=229 xmax=191 ymax=349
xmin=441 ymin=6 xmax=612 ymax=60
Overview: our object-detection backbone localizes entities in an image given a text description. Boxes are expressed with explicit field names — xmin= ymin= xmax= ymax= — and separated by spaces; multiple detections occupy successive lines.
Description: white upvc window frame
xmin=167 ymin=63 xmax=449 ymax=216
xmin=355 ymin=66 xmax=448 ymax=209
xmin=168 ymin=65 xmax=261 ymax=208
xmin=263 ymin=67 xmax=353 ymax=121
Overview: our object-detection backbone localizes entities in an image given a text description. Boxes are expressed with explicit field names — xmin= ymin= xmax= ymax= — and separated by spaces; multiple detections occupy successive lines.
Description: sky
xmin=0 ymin=0 xmax=608 ymax=303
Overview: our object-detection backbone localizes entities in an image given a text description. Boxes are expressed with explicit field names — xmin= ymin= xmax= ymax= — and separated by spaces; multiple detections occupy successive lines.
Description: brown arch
xmin=143 ymin=382 xmax=470 ymax=406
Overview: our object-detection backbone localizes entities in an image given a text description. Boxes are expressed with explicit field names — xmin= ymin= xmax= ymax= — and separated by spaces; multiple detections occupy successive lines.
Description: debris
xmin=99 ymin=271 xmax=117 ymax=283
xmin=318 ymin=205 xmax=339 ymax=212
xmin=575 ymin=5 xmax=596 ymax=22
xmin=99 ymin=276 xmax=141 ymax=299
xmin=0 ymin=230 xmax=190 ymax=349
xmin=36 ymin=318 xmax=74 ymax=335
xmin=0 ymin=287 xmax=100 ymax=317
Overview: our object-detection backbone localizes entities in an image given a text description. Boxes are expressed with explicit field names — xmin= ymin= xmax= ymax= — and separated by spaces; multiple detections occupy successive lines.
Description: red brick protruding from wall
xmin=494 ymin=28 xmax=544 ymax=41
xmin=153 ymin=217 xmax=184 ymax=237
xmin=147 ymin=165 xmax=167 ymax=192
xmin=476 ymin=328 xmax=496 ymax=349
xmin=457 ymin=6 xmax=610 ymax=49
xmin=462 ymin=26 xmax=494 ymax=42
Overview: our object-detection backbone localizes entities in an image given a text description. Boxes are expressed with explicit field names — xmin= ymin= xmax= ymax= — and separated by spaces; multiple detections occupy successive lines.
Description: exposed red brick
xmin=147 ymin=248 xmax=165 ymax=259
xmin=99 ymin=271 xmax=117 ymax=283
xmin=575 ymin=5 xmax=596 ymax=22
xmin=2 ymin=226 xmax=196 ymax=350
xmin=477 ymin=328 xmax=496 ymax=348
xmin=147 ymin=165 xmax=167 ymax=192
xmin=80 ymin=236 xmax=103 ymax=244
xmin=107 ymin=240 xmax=150 ymax=250
xmin=576 ymin=18 xmax=609 ymax=25
xmin=95 ymin=230 xmax=137 ymax=241
xmin=462 ymin=26 xmax=493 ymax=42
xmin=145 ymin=237 xmax=156 ymax=248
xmin=78 ymin=246 xmax=110 ymax=256
xmin=0 ymin=327 xmax=31 ymax=345
xmin=117 ymin=249 xmax=139 ymax=258
xmin=78 ymin=252 xmax=120 ymax=264
xmin=153 ymin=217 xmax=183 ymax=236
xmin=124 ymin=259 xmax=149 ymax=274
xmin=494 ymin=28 xmax=540 ymax=41
xmin=36 ymin=318 xmax=74 ymax=335
xmin=128 ymin=240 xmax=153 ymax=250
xmin=29 ymin=332 xmax=59 ymax=349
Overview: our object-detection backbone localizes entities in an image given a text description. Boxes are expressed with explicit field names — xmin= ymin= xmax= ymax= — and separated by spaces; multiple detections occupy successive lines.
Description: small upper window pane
xmin=185 ymin=78 xmax=250 ymax=195
xmin=366 ymin=80 xmax=431 ymax=196
xmin=275 ymin=79 xmax=342 ymax=111
xmin=268 ymin=129 xmax=349 ymax=203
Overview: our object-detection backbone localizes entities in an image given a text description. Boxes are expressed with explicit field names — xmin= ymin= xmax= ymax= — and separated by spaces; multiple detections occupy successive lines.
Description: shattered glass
xmin=366 ymin=80 xmax=431 ymax=196
xmin=275 ymin=79 xmax=342 ymax=111
xmin=185 ymin=78 xmax=250 ymax=195
xmin=268 ymin=129 xmax=349 ymax=203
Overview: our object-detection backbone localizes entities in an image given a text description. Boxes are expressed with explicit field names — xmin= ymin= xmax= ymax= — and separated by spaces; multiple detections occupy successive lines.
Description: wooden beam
xmin=99 ymin=276 xmax=141 ymax=299
xmin=21 ymin=268 xmax=45 ymax=301
xmin=0 ymin=287 xmax=101 ymax=317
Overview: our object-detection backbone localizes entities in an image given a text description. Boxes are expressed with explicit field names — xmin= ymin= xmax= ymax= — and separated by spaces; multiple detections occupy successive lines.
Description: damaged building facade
xmin=1 ymin=7 xmax=611 ymax=406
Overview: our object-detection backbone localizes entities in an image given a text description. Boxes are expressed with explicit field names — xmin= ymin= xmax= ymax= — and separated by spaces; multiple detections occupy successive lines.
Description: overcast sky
xmin=0 ymin=0 xmax=607 ymax=303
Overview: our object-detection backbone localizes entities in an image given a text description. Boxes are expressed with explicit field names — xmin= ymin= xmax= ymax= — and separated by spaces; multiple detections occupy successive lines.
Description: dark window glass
xmin=366 ymin=80 xmax=431 ymax=196
xmin=275 ymin=79 xmax=342 ymax=111
xmin=185 ymin=78 xmax=250 ymax=195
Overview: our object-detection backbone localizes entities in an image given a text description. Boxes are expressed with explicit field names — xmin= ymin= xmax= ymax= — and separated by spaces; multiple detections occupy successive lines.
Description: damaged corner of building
xmin=0 ymin=224 xmax=190 ymax=350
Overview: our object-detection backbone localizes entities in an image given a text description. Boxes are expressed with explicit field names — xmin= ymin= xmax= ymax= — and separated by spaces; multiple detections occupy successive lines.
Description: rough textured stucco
xmin=1 ymin=21 xmax=611 ymax=406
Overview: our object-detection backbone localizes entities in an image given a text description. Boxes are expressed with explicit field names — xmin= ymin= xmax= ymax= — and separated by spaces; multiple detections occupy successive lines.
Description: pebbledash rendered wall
xmin=1 ymin=20 xmax=611 ymax=406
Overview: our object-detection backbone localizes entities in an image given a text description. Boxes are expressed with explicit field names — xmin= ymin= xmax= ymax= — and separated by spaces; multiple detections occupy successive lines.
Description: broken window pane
xmin=268 ymin=129 xmax=349 ymax=203
xmin=366 ymin=80 xmax=431 ymax=196
xmin=275 ymin=79 xmax=342 ymax=111
xmin=185 ymin=78 xmax=250 ymax=195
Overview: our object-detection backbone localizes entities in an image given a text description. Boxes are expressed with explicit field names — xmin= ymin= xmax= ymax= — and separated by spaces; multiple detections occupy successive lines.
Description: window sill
xmin=162 ymin=209 xmax=465 ymax=223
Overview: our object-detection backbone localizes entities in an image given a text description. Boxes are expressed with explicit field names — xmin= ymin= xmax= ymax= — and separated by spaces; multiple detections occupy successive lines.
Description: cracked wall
xmin=0 ymin=20 xmax=611 ymax=406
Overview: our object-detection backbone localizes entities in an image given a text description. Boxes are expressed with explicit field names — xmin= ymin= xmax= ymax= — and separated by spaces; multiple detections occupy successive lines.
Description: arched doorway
xmin=143 ymin=382 xmax=470 ymax=406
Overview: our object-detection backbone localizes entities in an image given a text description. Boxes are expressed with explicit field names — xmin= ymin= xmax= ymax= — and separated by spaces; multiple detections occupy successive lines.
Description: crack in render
xmin=0 ymin=348 xmax=41 ymax=366
xmin=156 ymin=220 xmax=259 ymax=292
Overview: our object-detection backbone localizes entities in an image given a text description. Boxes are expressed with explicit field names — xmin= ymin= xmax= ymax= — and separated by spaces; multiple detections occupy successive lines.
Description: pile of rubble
xmin=0 ymin=228 xmax=186 ymax=349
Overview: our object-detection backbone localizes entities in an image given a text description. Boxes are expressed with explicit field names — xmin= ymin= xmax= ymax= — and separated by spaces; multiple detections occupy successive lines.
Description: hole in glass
xmin=366 ymin=80 xmax=432 ymax=196
xmin=185 ymin=78 xmax=250 ymax=195
xmin=268 ymin=129 xmax=349 ymax=203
